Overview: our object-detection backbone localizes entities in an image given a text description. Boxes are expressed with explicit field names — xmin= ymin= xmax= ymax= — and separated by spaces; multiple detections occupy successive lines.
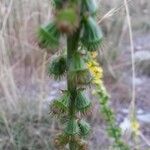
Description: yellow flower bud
xmin=131 ymin=120 xmax=140 ymax=135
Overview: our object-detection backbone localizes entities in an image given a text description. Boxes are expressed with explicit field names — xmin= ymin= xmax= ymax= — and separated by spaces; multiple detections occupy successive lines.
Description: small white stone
xmin=120 ymin=118 xmax=131 ymax=134
xmin=137 ymin=114 xmax=150 ymax=123
xmin=50 ymin=91 xmax=58 ymax=96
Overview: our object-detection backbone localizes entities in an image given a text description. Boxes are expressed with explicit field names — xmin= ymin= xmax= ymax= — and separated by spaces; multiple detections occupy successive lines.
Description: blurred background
xmin=0 ymin=0 xmax=150 ymax=149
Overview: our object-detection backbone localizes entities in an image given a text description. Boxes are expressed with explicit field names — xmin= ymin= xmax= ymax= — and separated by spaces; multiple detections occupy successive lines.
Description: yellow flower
xmin=86 ymin=55 xmax=104 ymax=86
xmin=92 ymin=78 xmax=102 ymax=85
xmin=87 ymin=60 xmax=99 ymax=68
xmin=131 ymin=120 xmax=140 ymax=135
xmin=87 ymin=61 xmax=94 ymax=68
xmin=92 ymin=61 xmax=99 ymax=66
xmin=90 ymin=67 xmax=103 ymax=78
xmin=91 ymin=52 xmax=98 ymax=58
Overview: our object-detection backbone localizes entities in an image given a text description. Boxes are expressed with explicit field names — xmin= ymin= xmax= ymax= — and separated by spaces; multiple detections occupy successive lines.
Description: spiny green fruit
xmin=81 ymin=17 xmax=103 ymax=51
xmin=69 ymin=52 xmax=91 ymax=85
xmin=54 ymin=133 xmax=70 ymax=148
xmin=38 ymin=22 xmax=60 ymax=49
xmin=50 ymin=91 xmax=69 ymax=116
xmin=55 ymin=7 xmax=79 ymax=34
xmin=65 ymin=119 xmax=80 ymax=136
xmin=48 ymin=55 xmax=67 ymax=79
xmin=76 ymin=69 xmax=92 ymax=85
xmin=69 ymin=52 xmax=87 ymax=72
xmin=50 ymin=100 xmax=67 ymax=116
xmin=78 ymin=120 xmax=90 ymax=137
xmin=75 ymin=90 xmax=91 ymax=113
xmin=83 ymin=0 xmax=97 ymax=15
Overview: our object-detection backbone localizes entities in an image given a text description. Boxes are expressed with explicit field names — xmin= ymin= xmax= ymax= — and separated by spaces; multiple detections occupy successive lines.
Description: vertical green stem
xmin=67 ymin=28 xmax=80 ymax=150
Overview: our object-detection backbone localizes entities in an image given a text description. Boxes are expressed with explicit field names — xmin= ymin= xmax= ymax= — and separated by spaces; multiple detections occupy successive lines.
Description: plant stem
xmin=67 ymin=28 xmax=80 ymax=150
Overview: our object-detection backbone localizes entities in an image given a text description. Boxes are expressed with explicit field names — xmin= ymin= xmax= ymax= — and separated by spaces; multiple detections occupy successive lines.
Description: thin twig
xmin=124 ymin=0 xmax=136 ymax=120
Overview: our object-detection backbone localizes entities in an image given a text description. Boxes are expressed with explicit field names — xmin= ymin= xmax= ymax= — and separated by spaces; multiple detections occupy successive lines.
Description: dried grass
xmin=0 ymin=0 xmax=150 ymax=149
